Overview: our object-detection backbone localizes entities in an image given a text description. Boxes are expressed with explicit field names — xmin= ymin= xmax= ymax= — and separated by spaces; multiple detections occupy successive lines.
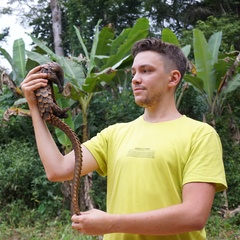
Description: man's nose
xmin=132 ymin=73 xmax=142 ymax=84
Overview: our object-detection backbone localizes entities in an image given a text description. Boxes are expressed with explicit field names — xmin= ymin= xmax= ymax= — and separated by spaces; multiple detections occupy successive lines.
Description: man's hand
xmin=71 ymin=209 xmax=114 ymax=235
xmin=20 ymin=65 xmax=48 ymax=107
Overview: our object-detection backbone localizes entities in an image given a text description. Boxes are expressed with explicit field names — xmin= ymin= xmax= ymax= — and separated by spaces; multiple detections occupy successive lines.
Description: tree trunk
xmin=50 ymin=0 xmax=64 ymax=56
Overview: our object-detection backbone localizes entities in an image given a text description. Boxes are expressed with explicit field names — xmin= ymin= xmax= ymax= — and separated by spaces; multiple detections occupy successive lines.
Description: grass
xmin=0 ymin=221 xmax=98 ymax=240
xmin=0 ymin=212 xmax=239 ymax=240
xmin=0 ymin=206 xmax=98 ymax=240
xmin=206 ymin=214 xmax=240 ymax=240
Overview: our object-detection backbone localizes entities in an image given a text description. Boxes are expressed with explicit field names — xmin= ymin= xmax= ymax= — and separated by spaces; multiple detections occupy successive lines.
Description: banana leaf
xmin=13 ymin=38 xmax=26 ymax=83
xmin=0 ymin=38 xmax=26 ymax=85
xmin=193 ymin=29 xmax=220 ymax=105
xmin=162 ymin=28 xmax=180 ymax=46
xmin=101 ymin=18 xmax=149 ymax=70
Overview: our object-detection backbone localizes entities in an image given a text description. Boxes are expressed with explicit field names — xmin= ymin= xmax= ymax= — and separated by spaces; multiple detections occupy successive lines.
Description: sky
xmin=0 ymin=0 xmax=33 ymax=71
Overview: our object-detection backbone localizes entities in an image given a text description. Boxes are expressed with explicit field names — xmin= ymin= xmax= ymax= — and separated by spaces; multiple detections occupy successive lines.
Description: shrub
xmin=0 ymin=139 xmax=65 ymax=227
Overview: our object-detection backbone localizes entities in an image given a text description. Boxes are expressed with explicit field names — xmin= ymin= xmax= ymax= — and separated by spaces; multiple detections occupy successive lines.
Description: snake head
xmin=42 ymin=62 xmax=65 ymax=93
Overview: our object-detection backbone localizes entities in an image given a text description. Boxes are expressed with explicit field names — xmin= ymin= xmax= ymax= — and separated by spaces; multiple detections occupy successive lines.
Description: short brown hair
xmin=131 ymin=38 xmax=187 ymax=81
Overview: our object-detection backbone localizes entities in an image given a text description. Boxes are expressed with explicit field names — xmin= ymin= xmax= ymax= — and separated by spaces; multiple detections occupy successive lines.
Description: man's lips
xmin=133 ymin=86 xmax=145 ymax=92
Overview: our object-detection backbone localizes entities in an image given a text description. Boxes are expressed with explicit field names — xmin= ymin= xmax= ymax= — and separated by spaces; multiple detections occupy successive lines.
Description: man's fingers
xmin=25 ymin=65 xmax=42 ymax=78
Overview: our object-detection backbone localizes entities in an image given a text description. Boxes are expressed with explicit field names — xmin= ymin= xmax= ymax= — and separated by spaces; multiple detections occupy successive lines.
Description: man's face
xmin=131 ymin=50 xmax=172 ymax=108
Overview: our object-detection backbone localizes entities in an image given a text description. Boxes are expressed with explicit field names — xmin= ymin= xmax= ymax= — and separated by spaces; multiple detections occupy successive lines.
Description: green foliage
xmin=195 ymin=16 xmax=240 ymax=52
xmin=181 ymin=15 xmax=240 ymax=52
xmin=0 ymin=38 xmax=28 ymax=85
xmin=91 ymin=172 xmax=107 ymax=211
xmin=26 ymin=0 xmax=222 ymax=55
xmin=88 ymin=87 xmax=143 ymax=137
xmin=0 ymin=137 xmax=65 ymax=227
xmin=177 ymin=84 xmax=207 ymax=121
xmin=215 ymin=89 xmax=240 ymax=209
xmin=184 ymin=30 xmax=220 ymax=106
xmin=183 ymin=29 xmax=240 ymax=118
xmin=0 ymin=139 xmax=62 ymax=207
xmin=0 ymin=115 xmax=35 ymax=146
xmin=206 ymin=213 xmax=240 ymax=239
xmin=61 ymin=0 xmax=143 ymax=54
xmin=0 ymin=83 xmax=16 ymax=112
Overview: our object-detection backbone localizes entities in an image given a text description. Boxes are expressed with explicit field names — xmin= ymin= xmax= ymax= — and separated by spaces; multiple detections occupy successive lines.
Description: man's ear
xmin=168 ymin=70 xmax=181 ymax=88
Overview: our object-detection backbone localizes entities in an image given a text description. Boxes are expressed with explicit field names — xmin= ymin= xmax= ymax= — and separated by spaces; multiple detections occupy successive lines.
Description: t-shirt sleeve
xmin=83 ymin=127 xmax=110 ymax=177
xmin=183 ymin=129 xmax=227 ymax=192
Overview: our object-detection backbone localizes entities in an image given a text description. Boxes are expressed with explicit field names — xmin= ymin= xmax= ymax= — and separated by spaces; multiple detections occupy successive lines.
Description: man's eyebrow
xmin=131 ymin=64 xmax=152 ymax=71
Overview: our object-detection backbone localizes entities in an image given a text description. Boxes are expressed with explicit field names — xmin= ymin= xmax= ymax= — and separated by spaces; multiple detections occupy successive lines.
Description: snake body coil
xmin=35 ymin=62 xmax=82 ymax=215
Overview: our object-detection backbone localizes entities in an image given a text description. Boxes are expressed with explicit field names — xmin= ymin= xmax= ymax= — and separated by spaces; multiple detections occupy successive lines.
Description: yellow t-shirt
xmin=83 ymin=115 xmax=227 ymax=240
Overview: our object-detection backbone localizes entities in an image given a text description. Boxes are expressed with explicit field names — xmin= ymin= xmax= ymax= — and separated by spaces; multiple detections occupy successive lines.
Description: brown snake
xmin=34 ymin=62 xmax=82 ymax=215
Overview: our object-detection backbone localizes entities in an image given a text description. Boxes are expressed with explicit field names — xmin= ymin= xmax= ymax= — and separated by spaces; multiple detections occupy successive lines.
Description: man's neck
xmin=143 ymin=106 xmax=182 ymax=123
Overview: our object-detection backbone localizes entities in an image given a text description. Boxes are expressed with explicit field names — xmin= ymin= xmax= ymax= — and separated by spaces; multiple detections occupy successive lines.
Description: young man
xmin=21 ymin=38 xmax=227 ymax=240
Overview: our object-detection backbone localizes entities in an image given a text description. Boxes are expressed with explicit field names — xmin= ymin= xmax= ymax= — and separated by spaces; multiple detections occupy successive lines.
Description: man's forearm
xmin=30 ymin=106 xmax=74 ymax=181
xmin=108 ymin=204 xmax=204 ymax=235
xmin=107 ymin=183 xmax=215 ymax=235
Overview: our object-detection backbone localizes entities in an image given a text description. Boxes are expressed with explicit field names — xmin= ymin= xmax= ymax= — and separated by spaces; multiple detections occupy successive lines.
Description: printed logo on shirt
xmin=127 ymin=148 xmax=155 ymax=159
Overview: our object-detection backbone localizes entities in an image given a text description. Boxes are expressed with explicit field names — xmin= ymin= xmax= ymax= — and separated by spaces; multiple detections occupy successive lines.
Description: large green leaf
xmin=0 ymin=47 xmax=14 ymax=69
xmin=181 ymin=45 xmax=191 ymax=58
xmin=214 ymin=58 xmax=232 ymax=89
xmin=74 ymin=20 xmax=106 ymax=75
xmin=82 ymin=70 xmax=116 ymax=92
xmin=29 ymin=35 xmax=57 ymax=60
xmin=82 ymin=54 xmax=131 ymax=92
xmin=0 ymin=38 xmax=27 ymax=85
xmin=26 ymin=50 xmax=52 ymax=64
xmin=193 ymin=29 xmax=217 ymax=105
xmin=222 ymin=73 xmax=240 ymax=94
xmin=74 ymin=25 xmax=90 ymax=60
xmin=88 ymin=20 xmax=102 ymax=74
xmin=109 ymin=28 xmax=131 ymax=56
xmin=162 ymin=28 xmax=190 ymax=58
xmin=101 ymin=18 xmax=149 ymax=70
xmin=183 ymin=75 xmax=204 ymax=93
xmin=57 ymin=56 xmax=85 ymax=89
xmin=162 ymin=28 xmax=180 ymax=46
xmin=94 ymin=26 xmax=115 ymax=67
xmin=208 ymin=31 xmax=222 ymax=65
xmin=13 ymin=39 xmax=26 ymax=83
xmin=96 ymin=26 xmax=114 ymax=56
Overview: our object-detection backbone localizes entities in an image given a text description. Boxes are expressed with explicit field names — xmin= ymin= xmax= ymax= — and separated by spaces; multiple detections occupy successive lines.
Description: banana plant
xmin=183 ymin=29 xmax=240 ymax=117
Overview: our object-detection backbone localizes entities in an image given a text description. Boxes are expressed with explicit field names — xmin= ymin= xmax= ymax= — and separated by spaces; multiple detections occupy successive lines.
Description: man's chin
xmin=134 ymin=99 xmax=147 ymax=108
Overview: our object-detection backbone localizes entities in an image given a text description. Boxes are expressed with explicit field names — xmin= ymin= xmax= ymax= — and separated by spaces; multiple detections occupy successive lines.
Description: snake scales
xmin=34 ymin=62 xmax=82 ymax=215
